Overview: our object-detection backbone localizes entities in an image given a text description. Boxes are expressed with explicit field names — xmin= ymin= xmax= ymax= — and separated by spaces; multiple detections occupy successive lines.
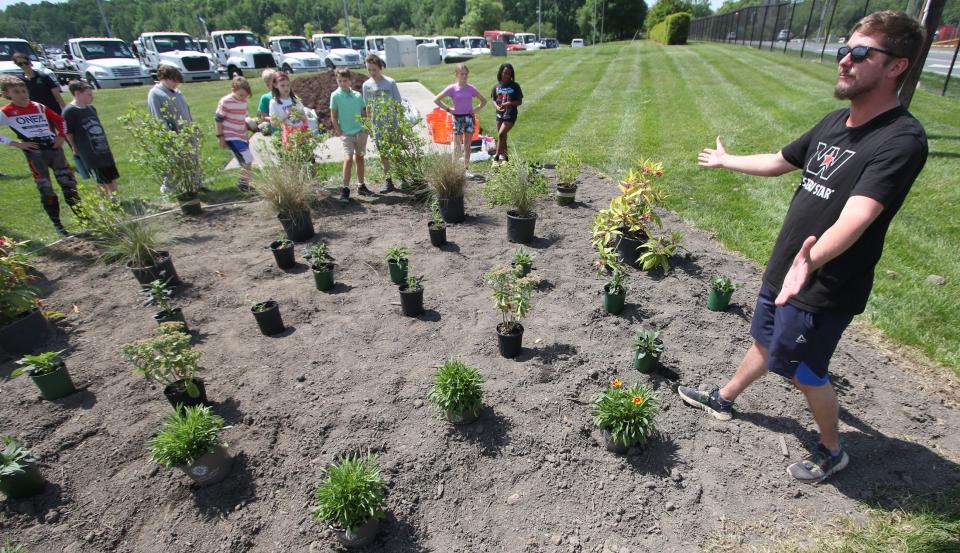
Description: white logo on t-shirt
xmin=805 ymin=142 xmax=855 ymax=180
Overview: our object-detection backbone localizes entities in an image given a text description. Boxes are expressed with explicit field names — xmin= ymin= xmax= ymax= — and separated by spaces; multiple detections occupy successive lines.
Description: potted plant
xmin=269 ymin=237 xmax=295 ymax=270
xmin=145 ymin=279 xmax=187 ymax=330
xmin=593 ymin=246 xmax=628 ymax=315
xmin=425 ymin=153 xmax=467 ymax=223
xmin=398 ymin=274 xmax=424 ymax=317
xmin=554 ymin=150 xmax=583 ymax=206
xmin=385 ymin=245 xmax=410 ymax=285
xmin=251 ymin=162 xmax=316 ymax=242
xmin=708 ymin=275 xmax=737 ymax=311
xmin=485 ymin=265 xmax=540 ymax=358
xmin=0 ymin=236 xmax=52 ymax=355
xmin=362 ymin=96 xmax=428 ymax=194
xmin=637 ymin=231 xmax=685 ymax=273
xmin=305 ymin=243 xmax=335 ymax=292
xmin=511 ymin=247 xmax=534 ymax=277
xmin=428 ymin=358 xmax=483 ymax=425
xmin=481 ymin=153 xmax=549 ymax=244
xmin=12 ymin=350 xmax=75 ymax=400
xmin=0 ymin=437 xmax=45 ymax=500
xmin=311 ymin=452 xmax=386 ymax=548
xmin=591 ymin=378 xmax=659 ymax=454
xmin=249 ymin=299 xmax=284 ymax=336
xmin=121 ymin=322 xmax=208 ymax=408
xmin=428 ymin=199 xmax=447 ymax=247
xmin=148 ymin=404 xmax=232 ymax=486
xmin=634 ymin=328 xmax=663 ymax=374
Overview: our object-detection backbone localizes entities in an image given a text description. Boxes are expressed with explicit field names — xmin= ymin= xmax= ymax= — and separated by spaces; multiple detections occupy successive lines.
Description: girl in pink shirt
xmin=433 ymin=63 xmax=487 ymax=177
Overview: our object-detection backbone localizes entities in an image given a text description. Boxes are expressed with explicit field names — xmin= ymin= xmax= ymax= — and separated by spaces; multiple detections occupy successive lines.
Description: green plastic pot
xmin=603 ymin=285 xmax=626 ymax=315
xmin=313 ymin=265 xmax=335 ymax=291
xmin=31 ymin=363 xmax=76 ymax=400
xmin=0 ymin=464 xmax=45 ymax=499
xmin=708 ymin=289 xmax=733 ymax=311
xmin=634 ymin=351 xmax=658 ymax=374
xmin=388 ymin=258 xmax=408 ymax=285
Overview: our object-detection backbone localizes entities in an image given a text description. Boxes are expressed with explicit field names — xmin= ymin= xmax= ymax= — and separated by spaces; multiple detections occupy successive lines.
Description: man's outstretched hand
xmin=776 ymin=236 xmax=817 ymax=306
xmin=698 ymin=136 xmax=727 ymax=168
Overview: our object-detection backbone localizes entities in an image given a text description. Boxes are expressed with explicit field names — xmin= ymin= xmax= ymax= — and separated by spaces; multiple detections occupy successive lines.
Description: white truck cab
xmin=459 ymin=36 xmax=490 ymax=55
xmin=364 ymin=36 xmax=386 ymax=63
xmin=209 ymin=30 xmax=276 ymax=78
xmin=137 ymin=32 xmax=218 ymax=82
xmin=268 ymin=35 xmax=323 ymax=73
xmin=515 ymin=32 xmax=543 ymax=50
xmin=64 ymin=37 xmax=152 ymax=89
xmin=0 ymin=38 xmax=48 ymax=77
xmin=311 ymin=34 xmax=363 ymax=69
xmin=428 ymin=36 xmax=474 ymax=62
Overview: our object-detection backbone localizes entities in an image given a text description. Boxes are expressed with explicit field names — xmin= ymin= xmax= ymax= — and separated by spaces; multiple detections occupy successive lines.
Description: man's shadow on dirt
xmin=451 ymin=405 xmax=512 ymax=457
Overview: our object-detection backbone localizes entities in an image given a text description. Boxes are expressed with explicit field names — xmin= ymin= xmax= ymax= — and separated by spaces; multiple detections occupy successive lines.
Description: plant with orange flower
xmin=591 ymin=380 xmax=659 ymax=449
xmin=0 ymin=237 xmax=40 ymax=326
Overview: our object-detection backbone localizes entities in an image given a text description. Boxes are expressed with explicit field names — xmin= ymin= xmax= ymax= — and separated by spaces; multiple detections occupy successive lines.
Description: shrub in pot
xmin=0 ymin=436 xmax=45 ymax=499
xmin=708 ymin=275 xmax=737 ymax=312
xmin=122 ymin=322 xmax=207 ymax=408
xmin=251 ymin=161 xmax=316 ymax=242
xmin=554 ymin=150 xmax=583 ymax=206
xmin=311 ymin=452 xmax=386 ymax=548
xmin=12 ymin=350 xmax=75 ymax=400
xmin=634 ymin=329 xmax=663 ymax=374
xmin=385 ymin=245 xmax=410 ymax=285
xmin=305 ymin=243 xmax=335 ymax=292
xmin=250 ymin=299 xmax=285 ymax=336
xmin=148 ymin=404 xmax=232 ymax=486
xmin=270 ymin=238 xmax=295 ymax=270
xmin=481 ymin=153 xmax=549 ymax=244
xmin=0 ymin=236 xmax=52 ymax=355
xmin=428 ymin=200 xmax=447 ymax=247
xmin=145 ymin=279 xmax=187 ymax=330
xmin=426 ymin=154 xmax=467 ymax=223
xmin=362 ymin=96 xmax=427 ymax=193
xmin=511 ymin=246 xmax=534 ymax=277
xmin=485 ymin=265 xmax=540 ymax=358
xmin=428 ymin=359 xmax=483 ymax=425
xmin=591 ymin=378 xmax=659 ymax=453
xmin=399 ymin=274 xmax=424 ymax=317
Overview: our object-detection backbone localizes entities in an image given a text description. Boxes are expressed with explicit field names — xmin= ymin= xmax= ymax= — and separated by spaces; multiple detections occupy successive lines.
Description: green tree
xmin=500 ymin=19 xmax=525 ymax=32
xmin=527 ymin=21 xmax=558 ymax=39
xmin=334 ymin=15 xmax=366 ymax=36
xmin=303 ymin=22 xmax=315 ymax=38
xmin=461 ymin=0 xmax=504 ymax=35
xmin=645 ymin=0 xmax=691 ymax=31
xmin=266 ymin=13 xmax=293 ymax=37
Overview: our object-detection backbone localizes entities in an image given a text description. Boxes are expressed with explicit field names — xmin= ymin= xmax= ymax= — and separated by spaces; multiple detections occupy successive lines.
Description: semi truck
xmin=208 ymin=30 xmax=276 ymax=78
xmin=136 ymin=32 xmax=218 ymax=82
xmin=63 ymin=37 xmax=153 ymax=89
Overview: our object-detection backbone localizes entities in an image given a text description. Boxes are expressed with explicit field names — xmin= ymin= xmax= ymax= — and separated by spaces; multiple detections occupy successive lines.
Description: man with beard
xmin=678 ymin=11 xmax=927 ymax=483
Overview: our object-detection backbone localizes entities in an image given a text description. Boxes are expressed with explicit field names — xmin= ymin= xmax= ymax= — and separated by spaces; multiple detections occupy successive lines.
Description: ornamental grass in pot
xmin=148 ymin=404 xmax=232 ymax=486
xmin=0 ymin=436 xmax=45 ymax=499
xmin=312 ymin=452 xmax=386 ymax=548
xmin=122 ymin=322 xmax=207 ymax=408
xmin=0 ymin=236 xmax=51 ymax=355
xmin=592 ymin=378 xmax=659 ymax=454
xmin=428 ymin=359 xmax=483 ymax=425
xmin=485 ymin=265 xmax=539 ymax=358
xmin=305 ymin=243 xmax=335 ymax=292
xmin=554 ymin=150 xmax=583 ymax=206
xmin=708 ymin=275 xmax=737 ymax=312
xmin=426 ymin=154 xmax=467 ymax=223
xmin=12 ymin=350 xmax=75 ymax=400
xmin=634 ymin=328 xmax=664 ymax=374
xmin=385 ymin=245 xmax=410 ymax=285
xmin=145 ymin=279 xmax=187 ymax=330
xmin=481 ymin=153 xmax=549 ymax=244
xmin=251 ymin=162 xmax=316 ymax=242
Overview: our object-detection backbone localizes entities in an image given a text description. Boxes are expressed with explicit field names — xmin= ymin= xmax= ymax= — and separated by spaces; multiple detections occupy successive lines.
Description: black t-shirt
xmin=62 ymin=103 xmax=115 ymax=168
xmin=491 ymin=81 xmax=522 ymax=120
xmin=768 ymin=106 xmax=927 ymax=315
xmin=20 ymin=72 xmax=61 ymax=115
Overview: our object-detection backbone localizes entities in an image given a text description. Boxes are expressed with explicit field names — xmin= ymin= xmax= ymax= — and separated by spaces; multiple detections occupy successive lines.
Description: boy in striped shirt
xmin=215 ymin=76 xmax=255 ymax=191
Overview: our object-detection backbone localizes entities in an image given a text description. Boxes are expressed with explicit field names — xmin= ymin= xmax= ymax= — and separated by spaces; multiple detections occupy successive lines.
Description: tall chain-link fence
xmin=689 ymin=0 xmax=960 ymax=97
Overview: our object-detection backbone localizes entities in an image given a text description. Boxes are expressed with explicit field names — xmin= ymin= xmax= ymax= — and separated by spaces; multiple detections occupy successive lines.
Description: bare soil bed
xmin=293 ymin=71 xmax=368 ymax=132
xmin=2 ymin=169 xmax=959 ymax=552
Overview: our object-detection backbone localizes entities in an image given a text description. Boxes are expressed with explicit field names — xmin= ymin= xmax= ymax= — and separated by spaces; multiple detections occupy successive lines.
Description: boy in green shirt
xmin=330 ymin=68 xmax=369 ymax=203
xmin=257 ymin=69 xmax=277 ymax=135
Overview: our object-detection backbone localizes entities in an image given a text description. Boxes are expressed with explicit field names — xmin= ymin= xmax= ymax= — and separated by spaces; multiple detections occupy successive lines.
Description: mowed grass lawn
xmin=2 ymin=41 xmax=958 ymax=376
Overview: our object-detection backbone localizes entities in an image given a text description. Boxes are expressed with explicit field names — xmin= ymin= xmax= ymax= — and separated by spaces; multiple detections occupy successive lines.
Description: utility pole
xmin=538 ymin=0 xmax=542 ymax=38
xmin=593 ymin=0 xmax=598 ymax=44
xmin=95 ymin=0 xmax=112 ymax=37
xmin=342 ymin=0 xmax=352 ymax=38
xmin=900 ymin=0 xmax=946 ymax=108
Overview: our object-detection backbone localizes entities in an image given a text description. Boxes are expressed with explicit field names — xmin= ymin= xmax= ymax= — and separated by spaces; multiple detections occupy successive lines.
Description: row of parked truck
xmin=0 ymin=29 xmax=565 ymax=89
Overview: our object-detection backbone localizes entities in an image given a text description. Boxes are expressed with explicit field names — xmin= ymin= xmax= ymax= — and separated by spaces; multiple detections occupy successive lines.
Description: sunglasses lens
xmin=851 ymin=46 xmax=869 ymax=62
xmin=836 ymin=47 xmax=849 ymax=62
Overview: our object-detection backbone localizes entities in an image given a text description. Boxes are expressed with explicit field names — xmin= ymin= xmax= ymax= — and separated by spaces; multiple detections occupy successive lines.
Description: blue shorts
xmin=750 ymin=284 xmax=853 ymax=386
xmin=226 ymin=139 xmax=254 ymax=166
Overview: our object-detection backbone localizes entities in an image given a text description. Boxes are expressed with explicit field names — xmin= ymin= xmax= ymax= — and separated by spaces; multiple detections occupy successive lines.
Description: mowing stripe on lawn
xmin=606 ymin=42 xmax=647 ymax=174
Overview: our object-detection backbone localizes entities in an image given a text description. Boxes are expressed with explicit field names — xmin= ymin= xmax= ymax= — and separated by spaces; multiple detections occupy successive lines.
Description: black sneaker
xmin=54 ymin=225 xmax=69 ymax=238
xmin=787 ymin=443 xmax=849 ymax=483
xmin=379 ymin=178 xmax=395 ymax=193
xmin=237 ymin=181 xmax=251 ymax=193
xmin=677 ymin=386 xmax=734 ymax=421
xmin=357 ymin=183 xmax=374 ymax=196
xmin=338 ymin=187 xmax=350 ymax=204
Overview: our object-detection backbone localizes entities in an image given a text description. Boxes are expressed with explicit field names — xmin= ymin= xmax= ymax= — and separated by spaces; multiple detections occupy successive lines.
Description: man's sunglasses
xmin=836 ymin=45 xmax=900 ymax=63
xmin=15 ymin=61 xmax=30 ymax=67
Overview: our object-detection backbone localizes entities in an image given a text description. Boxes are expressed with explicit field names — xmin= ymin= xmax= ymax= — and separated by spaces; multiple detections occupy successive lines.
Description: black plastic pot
xmin=556 ymin=184 xmax=576 ymax=206
xmin=177 ymin=445 xmax=233 ymax=486
xmin=0 ymin=309 xmax=52 ymax=356
xmin=331 ymin=517 xmax=380 ymax=548
xmin=251 ymin=300 xmax=284 ymax=335
xmin=163 ymin=378 xmax=208 ymax=408
xmin=615 ymin=235 xmax=644 ymax=267
xmin=278 ymin=210 xmax=315 ymax=242
xmin=127 ymin=251 xmax=182 ymax=287
xmin=313 ymin=264 xmax=335 ymax=291
xmin=154 ymin=308 xmax=188 ymax=331
xmin=438 ymin=195 xmax=465 ymax=223
xmin=177 ymin=192 xmax=203 ymax=216
xmin=399 ymin=285 xmax=424 ymax=317
xmin=0 ymin=464 xmax=45 ymax=500
xmin=388 ymin=259 xmax=408 ymax=285
xmin=428 ymin=222 xmax=447 ymax=247
xmin=30 ymin=362 xmax=76 ymax=400
xmin=270 ymin=240 xmax=296 ymax=270
xmin=506 ymin=210 xmax=537 ymax=244
xmin=496 ymin=322 xmax=524 ymax=358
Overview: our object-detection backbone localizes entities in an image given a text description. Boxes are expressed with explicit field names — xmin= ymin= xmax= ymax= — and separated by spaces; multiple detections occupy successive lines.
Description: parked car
xmin=542 ymin=38 xmax=559 ymax=49
xmin=350 ymin=37 xmax=366 ymax=57
xmin=776 ymin=29 xmax=794 ymax=41
xmin=515 ymin=32 xmax=543 ymax=50
xmin=0 ymin=38 xmax=50 ymax=77
xmin=209 ymin=30 xmax=276 ymax=78
xmin=726 ymin=32 xmax=736 ymax=41
xmin=269 ymin=35 xmax=323 ymax=73
xmin=428 ymin=36 xmax=474 ymax=62
xmin=136 ymin=32 xmax=218 ymax=82
xmin=64 ymin=37 xmax=153 ymax=89
xmin=365 ymin=35 xmax=386 ymax=62
xmin=460 ymin=36 xmax=490 ymax=55
xmin=571 ymin=38 xmax=585 ymax=48
xmin=484 ymin=30 xmax=523 ymax=51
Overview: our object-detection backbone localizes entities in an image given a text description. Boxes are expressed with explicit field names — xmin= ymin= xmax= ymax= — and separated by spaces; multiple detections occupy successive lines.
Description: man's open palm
xmin=698 ymin=136 xmax=726 ymax=168
xmin=776 ymin=236 xmax=818 ymax=306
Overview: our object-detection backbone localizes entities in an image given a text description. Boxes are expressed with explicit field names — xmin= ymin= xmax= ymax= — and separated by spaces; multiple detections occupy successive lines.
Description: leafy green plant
xmin=592 ymin=378 xmax=659 ymax=447
xmin=429 ymin=199 xmax=446 ymax=229
xmin=0 ymin=436 xmax=37 ymax=479
xmin=121 ymin=322 xmax=203 ymax=397
xmin=12 ymin=350 xmax=64 ymax=378
xmin=385 ymin=245 xmax=410 ymax=265
xmin=0 ymin=236 xmax=39 ymax=326
xmin=481 ymin=153 xmax=549 ymax=218
xmin=512 ymin=247 xmax=534 ymax=268
xmin=425 ymin=153 xmax=466 ymax=199
xmin=634 ymin=329 xmax=664 ymax=361
xmin=637 ymin=230 xmax=684 ymax=273
xmin=710 ymin=274 xmax=736 ymax=295
xmin=268 ymin=126 xmax=328 ymax=172
xmin=362 ymin=97 xmax=427 ymax=191
xmin=75 ymin=183 xmax=162 ymax=268
xmin=404 ymin=273 xmax=423 ymax=292
xmin=273 ymin=237 xmax=293 ymax=249
xmin=427 ymin=359 xmax=483 ymax=414
xmin=311 ymin=452 xmax=386 ymax=532
xmin=0 ymin=542 xmax=26 ymax=553
xmin=555 ymin=150 xmax=583 ymax=187
xmin=304 ymin=242 xmax=334 ymax=270
xmin=119 ymin=105 xmax=205 ymax=197
xmin=145 ymin=279 xmax=176 ymax=314
xmin=485 ymin=265 xmax=540 ymax=333
xmin=594 ymin=245 xmax=628 ymax=295
xmin=148 ymin=404 xmax=225 ymax=468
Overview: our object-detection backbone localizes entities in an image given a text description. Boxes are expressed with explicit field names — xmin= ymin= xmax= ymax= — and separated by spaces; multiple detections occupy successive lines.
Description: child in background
xmin=361 ymin=53 xmax=402 ymax=192
xmin=433 ymin=63 xmax=486 ymax=178
xmin=63 ymin=80 xmax=119 ymax=198
xmin=330 ymin=68 xmax=370 ymax=203
xmin=491 ymin=63 xmax=522 ymax=166
xmin=268 ymin=71 xmax=309 ymax=146
xmin=216 ymin=76 xmax=254 ymax=192
xmin=0 ymin=76 xmax=78 ymax=236
xmin=257 ymin=68 xmax=277 ymax=134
